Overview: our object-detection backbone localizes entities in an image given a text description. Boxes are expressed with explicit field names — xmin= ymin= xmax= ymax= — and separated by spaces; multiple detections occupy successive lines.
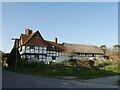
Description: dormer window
xmin=51 ymin=45 xmax=55 ymax=50
xmin=52 ymin=45 xmax=55 ymax=48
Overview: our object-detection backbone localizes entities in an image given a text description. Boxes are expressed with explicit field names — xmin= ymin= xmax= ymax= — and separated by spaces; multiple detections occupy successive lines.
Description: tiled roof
xmin=46 ymin=41 xmax=65 ymax=52
xmin=24 ymin=31 xmax=47 ymax=46
xmin=63 ymin=43 xmax=103 ymax=54
xmin=19 ymin=34 xmax=30 ymax=46
xmin=18 ymin=30 xmax=103 ymax=54
xmin=19 ymin=31 xmax=65 ymax=52
xmin=19 ymin=31 xmax=47 ymax=46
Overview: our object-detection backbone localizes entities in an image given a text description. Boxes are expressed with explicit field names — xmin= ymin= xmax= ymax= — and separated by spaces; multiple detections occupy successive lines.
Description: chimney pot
xmin=54 ymin=37 xmax=57 ymax=43
xmin=25 ymin=28 xmax=33 ymax=35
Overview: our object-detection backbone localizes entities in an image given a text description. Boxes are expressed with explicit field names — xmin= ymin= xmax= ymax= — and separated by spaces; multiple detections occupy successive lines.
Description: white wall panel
xmin=35 ymin=46 xmax=38 ymax=49
xmin=22 ymin=46 xmax=25 ymax=49
xmin=26 ymin=49 xmax=29 ymax=53
xmin=31 ymin=49 xmax=34 ymax=53
xmin=35 ymin=50 xmax=38 ymax=53
xmin=39 ymin=50 xmax=42 ymax=53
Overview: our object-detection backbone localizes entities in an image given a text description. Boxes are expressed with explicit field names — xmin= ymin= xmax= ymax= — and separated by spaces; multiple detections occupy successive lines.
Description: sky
xmin=1 ymin=2 xmax=118 ymax=53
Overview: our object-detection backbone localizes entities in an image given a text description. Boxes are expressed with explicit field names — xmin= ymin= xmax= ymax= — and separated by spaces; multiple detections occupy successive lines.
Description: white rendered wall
xmin=56 ymin=55 xmax=69 ymax=62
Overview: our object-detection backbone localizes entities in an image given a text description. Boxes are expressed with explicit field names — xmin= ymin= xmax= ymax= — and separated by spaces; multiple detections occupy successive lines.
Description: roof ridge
xmin=24 ymin=31 xmax=47 ymax=46
xmin=64 ymin=43 xmax=97 ymax=47
xmin=45 ymin=40 xmax=62 ymax=45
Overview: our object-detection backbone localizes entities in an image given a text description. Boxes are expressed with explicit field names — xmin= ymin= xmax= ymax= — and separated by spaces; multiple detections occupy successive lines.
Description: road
xmin=2 ymin=70 xmax=119 ymax=88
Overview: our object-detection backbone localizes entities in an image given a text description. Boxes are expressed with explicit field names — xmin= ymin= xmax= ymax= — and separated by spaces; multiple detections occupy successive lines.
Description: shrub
xmin=98 ymin=62 xmax=105 ymax=68
xmin=88 ymin=60 xmax=95 ymax=68
xmin=17 ymin=60 xmax=47 ymax=70
xmin=95 ymin=59 xmax=114 ymax=68
xmin=60 ymin=60 xmax=69 ymax=66
xmin=68 ymin=59 xmax=77 ymax=66
xmin=77 ymin=58 xmax=90 ymax=68
xmin=49 ymin=61 xmax=56 ymax=64
xmin=17 ymin=58 xmax=27 ymax=67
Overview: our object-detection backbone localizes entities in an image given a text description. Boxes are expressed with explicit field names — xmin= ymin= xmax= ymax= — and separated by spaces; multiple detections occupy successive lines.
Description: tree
xmin=0 ymin=50 xmax=4 ymax=60
xmin=7 ymin=47 xmax=21 ymax=67
xmin=100 ymin=45 xmax=107 ymax=57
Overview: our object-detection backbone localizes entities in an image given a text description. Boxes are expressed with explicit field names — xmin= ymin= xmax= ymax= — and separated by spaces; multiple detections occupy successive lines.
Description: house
xmin=15 ymin=28 xmax=104 ymax=63
xmin=105 ymin=45 xmax=120 ymax=59
xmin=18 ymin=28 xmax=67 ymax=63
xmin=63 ymin=43 xmax=104 ymax=60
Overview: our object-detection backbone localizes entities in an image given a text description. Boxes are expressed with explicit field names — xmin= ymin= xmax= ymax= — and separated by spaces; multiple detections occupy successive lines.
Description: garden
xmin=4 ymin=58 xmax=120 ymax=80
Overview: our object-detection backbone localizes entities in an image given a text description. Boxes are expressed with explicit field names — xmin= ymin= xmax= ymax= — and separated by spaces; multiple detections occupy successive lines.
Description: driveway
xmin=2 ymin=70 xmax=119 ymax=88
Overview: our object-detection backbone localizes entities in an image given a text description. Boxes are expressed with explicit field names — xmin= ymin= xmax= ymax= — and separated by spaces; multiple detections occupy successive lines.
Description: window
xmin=30 ymin=46 xmax=35 ymax=49
xmin=52 ymin=56 xmax=56 ymax=60
xmin=43 ymin=50 xmax=47 ymax=54
xmin=77 ymin=53 xmax=80 ymax=55
xmin=35 ymin=36 xmax=40 ymax=38
xmin=35 ymin=55 xmax=39 ymax=60
xmin=53 ymin=53 xmax=56 ymax=56
xmin=42 ymin=55 xmax=46 ymax=58
xmin=39 ymin=50 xmax=42 ymax=53
xmin=39 ymin=55 xmax=42 ymax=58
xmin=26 ymin=45 xmax=30 ymax=49
xmin=39 ymin=47 xmax=42 ymax=49
xmin=31 ymin=49 xmax=34 ymax=53
xmin=26 ymin=49 xmax=29 ymax=53
xmin=35 ymin=50 xmax=38 ymax=53
xmin=26 ymin=55 xmax=30 ymax=59
xmin=35 ymin=46 xmax=38 ymax=49
xmin=50 ymin=45 xmax=55 ymax=50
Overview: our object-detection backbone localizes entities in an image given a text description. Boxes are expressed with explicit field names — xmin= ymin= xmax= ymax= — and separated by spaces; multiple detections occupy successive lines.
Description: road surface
xmin=2 ymin=70 xmax=119 ymax=88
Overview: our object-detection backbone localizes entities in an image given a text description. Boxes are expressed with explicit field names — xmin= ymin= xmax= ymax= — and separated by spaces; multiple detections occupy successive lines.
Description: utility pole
xmin=12 ymin=38 xmax=19 ymax=69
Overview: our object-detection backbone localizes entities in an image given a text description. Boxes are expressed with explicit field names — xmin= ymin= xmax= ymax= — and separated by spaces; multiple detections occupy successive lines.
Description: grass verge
xmin=3 ymin=63 xmax=119 ymax=80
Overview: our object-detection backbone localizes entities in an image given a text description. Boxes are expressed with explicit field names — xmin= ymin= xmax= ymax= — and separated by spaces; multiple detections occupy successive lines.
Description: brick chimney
xmin=54 ymin=37 xmax=58 ymax=43
xmin=25 ymin=28 xmax=33 ymax=35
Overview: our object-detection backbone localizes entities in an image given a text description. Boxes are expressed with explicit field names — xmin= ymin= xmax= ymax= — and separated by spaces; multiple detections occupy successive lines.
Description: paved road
xmin=84 ymin=75 xmax=119 ymax=85
xmin=2 ymin=70 xmax=119 ymax=88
